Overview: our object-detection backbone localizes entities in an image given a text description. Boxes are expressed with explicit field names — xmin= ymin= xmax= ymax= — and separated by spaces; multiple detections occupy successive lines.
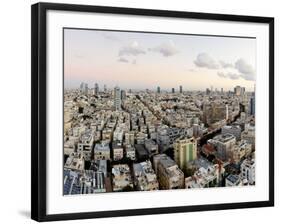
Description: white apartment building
xmin=77 ymin=130 xmax=94 ymax=161
xmin=124 ymin=145 xmax=135 ymax=160
xmin=240 ymin=158 xmax=255 ymax=185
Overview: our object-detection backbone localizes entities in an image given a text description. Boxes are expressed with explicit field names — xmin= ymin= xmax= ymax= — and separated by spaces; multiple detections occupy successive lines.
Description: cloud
xmin=217 ymin=71 xmax=227 ymax=78
xmin=194 ymin=54 xmax=255 ymax=81
xmin=228 ymin=73 xmax=240 ymax=80
xmin=235 ymin=58 xmax=255 ymax=81
xmin=217 ymin=71 xmax=240 ymax=80
xmin=117 ymin=57 xmax=138 ymax=65
xmin=118 ymin=57 xmax=129 ymax=63
xmin=240 ymin=73 xmax=255 ymax=81
xmin=149 ymin=40 xmax=179 ymax=57
xmin=194 ymin=53 xmax=219 ymax=69
xmin=219 ymin=60 xmax=233 ymax=68
xmin=119 ymin=41 xmax=146 ymax=56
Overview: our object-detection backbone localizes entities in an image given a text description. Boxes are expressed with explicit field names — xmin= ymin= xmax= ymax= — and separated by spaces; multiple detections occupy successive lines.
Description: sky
xmin=64 ymin=28 xmax=256 ymax=91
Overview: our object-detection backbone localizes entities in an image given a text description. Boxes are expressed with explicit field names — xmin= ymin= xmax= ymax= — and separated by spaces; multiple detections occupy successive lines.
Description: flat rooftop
xmin=213 ymin=133 xmax=236 ymax=143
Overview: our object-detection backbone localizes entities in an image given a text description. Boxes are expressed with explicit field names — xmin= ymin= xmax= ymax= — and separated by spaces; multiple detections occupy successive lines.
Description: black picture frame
xmin=31 ymin=2 xmax=274 ymax=222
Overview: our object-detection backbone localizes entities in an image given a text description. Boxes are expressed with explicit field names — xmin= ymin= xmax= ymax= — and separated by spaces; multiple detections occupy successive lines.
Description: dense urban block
xmin=63 ymin=84 xmax=255 ymax=195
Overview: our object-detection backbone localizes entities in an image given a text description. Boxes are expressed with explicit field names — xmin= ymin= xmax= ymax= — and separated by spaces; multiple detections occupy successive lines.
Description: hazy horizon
xmin=64 ymin=28 xmax=256 ymax=91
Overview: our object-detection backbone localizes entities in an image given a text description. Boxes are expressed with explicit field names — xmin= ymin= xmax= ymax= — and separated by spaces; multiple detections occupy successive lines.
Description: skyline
xmin=64 ymin=29 xmax=256 ymax=91
xmin=64 ymin=74 xmax=256 ymax=194
xmin=72 ymin=82 xmax=254 ymax=93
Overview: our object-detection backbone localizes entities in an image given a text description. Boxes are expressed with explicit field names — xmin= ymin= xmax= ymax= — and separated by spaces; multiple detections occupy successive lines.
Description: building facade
xmin=222 ymin=125 xmax=242 ymax=141
xmin=240 ymin=158 xmax=255 ymax=185
xmin=133 ymin=161 xmax=159 ymax=191
xmin=154 ymin=154 xmax=184 ymax=190
xmin=77 ymin=129 xmax=94 ymax=161
xmin=114 ymin=86 xmax=121 ymax=110
xmin=173 ymin=137 xmax=197 ymax=173
xmin=208 ymin=134 xmax=236 ymax=161
xmin=94 ymin=141 xmax=111 ymax=160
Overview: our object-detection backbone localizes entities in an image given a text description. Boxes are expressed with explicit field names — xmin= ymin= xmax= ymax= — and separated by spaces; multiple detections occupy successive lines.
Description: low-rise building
xmin=156 ymin=125 xmax=170 ymax=152
xmin=222 ymin=125 xmax=242 ymax=141
xmin=154 ymin=154 xmax=184 ymax=190
xmin=64 ymin=139 xmax=76 ymax=156
xmin=71 ymin=125 xmax=86 ymax=138
xmin=113 ymin=128 xmax=124 ymax=143
xmin=64 ymin=152 xmax=85 ymax=171
xmin=241 ymin=125 xmax=255 ymax=150
xmin=232 ymin=140 xmax=252 ymax=163
xmin=203 ymin=101 xmax=227 ymax=126
xmin=102 ymin=128 xmax=113 ymax=141
xmin=77 ymin=129 xmax=94 ymax=161
xmin=133 ymin=161 xmax=159 ymax=191
xmin=112 ymin=164 xmax=134 ymax=191
xmin=144 ymin=139 xmax=159 ymax=156
xmin=225 ymin=174 xmax=241 ymax=187
xmin=185 ymin=161 xmax=224 ymax=189
xmin=112 ymin=141 xmax=124 ymax=161
xmin=125 ymin=131 xmax=135 ymax=145
xmin=63 ymin=169 xmax=106 ymax=195
xmin=140 ymin=125 xmax=147 ymax=134
xmin=208 ymin=134 xmax=236 ymax=161
xmin=125 ymin=144 xmax=135 ymax=160
xmin=63 ymin=169 xmax=81 ymax=195
xmin=240 ymin=158 xmax=255 ymax=185
xmin=136 ymin=132 xmax=148 ymax=144
xmin=94 ymin=141 xmax=111 ymax=160
xmin=80 ymin=170 xmax=106 ymax=194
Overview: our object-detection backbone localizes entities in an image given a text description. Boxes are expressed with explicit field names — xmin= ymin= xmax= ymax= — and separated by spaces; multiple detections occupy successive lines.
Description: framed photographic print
xmin=31 ymin=2 xmax=274 ymax=222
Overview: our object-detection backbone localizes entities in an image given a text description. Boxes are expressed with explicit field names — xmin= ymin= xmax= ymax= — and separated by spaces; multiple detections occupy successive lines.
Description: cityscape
xmin=63 ymin=83 xmax=255 ymax=194
xmin=63 ymin=29 xmax=255 ymax=195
